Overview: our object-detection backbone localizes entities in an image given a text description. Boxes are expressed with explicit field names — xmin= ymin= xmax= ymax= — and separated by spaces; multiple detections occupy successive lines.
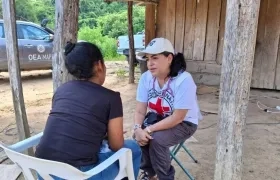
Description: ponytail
xmin=168 ymin=52 xmax=186 ymax=77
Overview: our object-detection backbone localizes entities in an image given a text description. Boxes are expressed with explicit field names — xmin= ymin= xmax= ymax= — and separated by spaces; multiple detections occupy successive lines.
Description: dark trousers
xmin=140 ymin=122 xmax=197 ymax=180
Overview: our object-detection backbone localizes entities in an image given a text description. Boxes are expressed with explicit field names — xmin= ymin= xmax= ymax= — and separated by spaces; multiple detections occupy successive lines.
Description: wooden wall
xmin=154 ymin=0 xmax=280 ymax=90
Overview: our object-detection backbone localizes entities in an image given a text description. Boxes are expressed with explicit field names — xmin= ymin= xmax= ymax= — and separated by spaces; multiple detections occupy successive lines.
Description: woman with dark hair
xmin=35 ymin=41 xmax=141 ymax=180
xmin=133 ymin=38 xmax=202 ymax=180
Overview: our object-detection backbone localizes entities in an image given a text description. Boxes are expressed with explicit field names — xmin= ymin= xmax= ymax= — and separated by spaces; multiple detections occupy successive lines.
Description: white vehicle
xmin=117 ymin=31 xmax=145 ymax=64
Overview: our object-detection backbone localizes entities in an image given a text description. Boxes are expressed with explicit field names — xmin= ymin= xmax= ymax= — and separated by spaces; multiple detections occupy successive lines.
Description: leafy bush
xmin=78 ymin=27 xmax=121 ymax=60
xmin=97 ymin=7 xmax=145 ymax=38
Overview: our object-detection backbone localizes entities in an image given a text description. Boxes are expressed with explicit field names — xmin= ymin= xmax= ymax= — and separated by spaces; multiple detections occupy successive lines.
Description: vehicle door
xmin=18 ymin=24 xmax=53 ymax=69
xmin=0 ymin=22 xmax=6 ymax=69
xmin=0 ymin=23 xmax=24 ymax=71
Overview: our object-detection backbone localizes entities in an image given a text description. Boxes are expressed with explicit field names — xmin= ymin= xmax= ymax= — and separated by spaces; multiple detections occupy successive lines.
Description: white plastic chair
xmin=0 ymin=132 xmax=135 ymax=180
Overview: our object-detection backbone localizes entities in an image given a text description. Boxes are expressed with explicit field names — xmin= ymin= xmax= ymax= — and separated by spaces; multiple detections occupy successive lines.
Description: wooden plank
xmin=258 ymin=0 xmax=280 ymax=89
xmin=142 ymin=4 xmax=156 ymax=74
xmin=193 ymin=0 xmax=209 ymax=60
xmin=186 ymin=61 xmax=222 ymax=86
xmin=183 ymin=0 xmax=196 ymax=60
xmin=275 ymin=37 xmax=280 ymax=90
xmin=104 ymin=0 xmax=159 ymax=4
xmin=165 ymin=0 xmax=176 ymax=44
xmin=145 ymin=4 xmax=156 ymax=45
xmin=156 ymin=0 xmax=167 ymax=37
xmin=204 ymin=0 xmax=222 ymax=61
xmin=214 ymin=0 xmax=261 ymax=180
xmin=128 ymin=1 xmax=135 ymax=83
xmin=216 ymin=0 xmax=227 ymax=64
xmin=186 ymin=61 xmax=221 ymax=75
xmin=0 ymin=164 xmax=22 ymax=180
xmin=52 ymin=0 xmax=79 ymax=92
xmin=251 ymin=0 xmax=268 ymax=88
xmin=2 ymin=0 xmax=33 ymax=156
xmin=174 ymin=0 xmax=186 ymax=53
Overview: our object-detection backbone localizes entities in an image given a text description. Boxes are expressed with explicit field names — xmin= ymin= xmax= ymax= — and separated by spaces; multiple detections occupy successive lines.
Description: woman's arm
xmin=134 ymin=102 xmax=147 ymax=125
xmin=108 ymin=117 xmax=124 ymax=151
xmin=134 ymin=102 xmax=153 ymax=146
xmin=107 ymin=92 xmax=124 ymax=151
xmin=134 ymin=72 xmax=149 ymax=127
xmin=134 ymin=72 xmax=153 ymax=145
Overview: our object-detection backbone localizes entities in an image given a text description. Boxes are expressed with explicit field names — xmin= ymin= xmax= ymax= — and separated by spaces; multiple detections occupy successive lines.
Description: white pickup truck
xmin=117 ymin=31 xmax=145 ymax=64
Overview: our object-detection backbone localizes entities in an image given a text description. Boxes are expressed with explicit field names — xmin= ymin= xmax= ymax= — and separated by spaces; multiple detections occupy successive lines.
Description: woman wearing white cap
xmin=133 ymin=38 xmax=201 ymax=180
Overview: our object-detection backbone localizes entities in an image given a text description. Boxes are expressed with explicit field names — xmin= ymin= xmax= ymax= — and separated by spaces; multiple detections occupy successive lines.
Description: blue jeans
xmin=37 ymin=140 xmax=141 ymax=180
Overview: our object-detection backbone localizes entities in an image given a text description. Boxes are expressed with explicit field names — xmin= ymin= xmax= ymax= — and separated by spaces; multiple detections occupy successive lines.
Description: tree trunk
xmin=128 ymin=1 xmax=135 ymax=83
xmin=2 ymin=0 xmax=32 ymax=155
xmin=214 ymin=1 xmax=261 ymax=180
xmin=52 ymin=0 xmax=80 ymax=92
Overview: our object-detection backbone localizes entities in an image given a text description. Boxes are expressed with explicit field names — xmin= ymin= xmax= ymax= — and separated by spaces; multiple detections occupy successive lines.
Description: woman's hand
xmin=134 ymin=128 xmax=153 ymax=146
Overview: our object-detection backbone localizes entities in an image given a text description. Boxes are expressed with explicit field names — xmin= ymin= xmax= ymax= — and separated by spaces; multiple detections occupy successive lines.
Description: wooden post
xmin=139 ymin=3 xmax=156 ymax=74
xmin=52 ymin=0 xmax=79 ymax=92
xmin=214 ymin=1 xmax=261 ymax=180
xmin=128 ymin=1 xmax=135 ymax=83
xmin=2 ymin=0 xmax=32 ymax=155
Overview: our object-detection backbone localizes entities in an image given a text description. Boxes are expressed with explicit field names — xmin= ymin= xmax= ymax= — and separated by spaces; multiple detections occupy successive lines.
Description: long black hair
xmin=64 ymin=41 xmax=104 ymax=80
xmin=162 ymin=52 xmax=186 ymax=77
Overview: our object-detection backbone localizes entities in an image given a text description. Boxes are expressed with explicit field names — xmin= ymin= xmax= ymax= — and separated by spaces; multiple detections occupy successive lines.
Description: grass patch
xmin=105 ymin=55 xmax=126 ymax=61
xmin=116 ymin=69 xmax=126 ymax=78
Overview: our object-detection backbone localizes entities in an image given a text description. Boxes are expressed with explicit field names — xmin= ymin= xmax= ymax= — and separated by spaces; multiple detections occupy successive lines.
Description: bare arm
xmin=134 ymin=102 xmax=153 ymax=146
xmin=107 ymin=117 xmax=124 ymax=151
xmin=148 ymin=109 xmax=188 ymax=132
xmin=134 ymin=102 xmax=148 ymax=125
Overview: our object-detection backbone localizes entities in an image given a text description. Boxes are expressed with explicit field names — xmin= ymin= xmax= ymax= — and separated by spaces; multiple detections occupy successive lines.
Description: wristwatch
xmin=133 ymin=124 xmax=141 ymax=131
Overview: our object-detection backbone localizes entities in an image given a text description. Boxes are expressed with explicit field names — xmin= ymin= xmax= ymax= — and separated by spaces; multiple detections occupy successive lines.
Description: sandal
xmin=139 ymin=171 xmax=158 ymax=180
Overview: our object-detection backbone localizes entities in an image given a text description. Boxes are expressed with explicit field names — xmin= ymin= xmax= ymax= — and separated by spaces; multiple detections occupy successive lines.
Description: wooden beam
xmin=104 ymin=0 xmax=158 ymax=4
xmin=135 ymin=2 xmax=144 ymax=6
xmin=139 ymin=3 xmax=156 ymax=74
xmin=155 ymin=0 xmax=167 ymax=37
xmin=193 ymin=0 xmax=209 ymax=60
xmin=52 ymin=0 xmax=79 ymax=92
xmin=214 ymin=0 xmax=261 ymax=180
xmin=128 ymin=1 xmax=135 ymax=83
xmin=165 ymin=0 xmax=176 ymax=44
xmin=174 ymin=0 xmax=186 ymax=53
xmin=204 ymin=0 xmax=222 ymax=61
xmin=183 ymin=0 xmax=196 ymax=60
xmin=145 ymin=4 xmax=156 ymax=45
xmin=2 ymin=0 xmax=32 ymax=155
xmin=216 ymin=0 xmax=227 ymax=65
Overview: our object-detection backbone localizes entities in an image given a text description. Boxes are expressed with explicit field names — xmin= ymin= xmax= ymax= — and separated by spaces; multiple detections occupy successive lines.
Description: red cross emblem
xmin=148 ymin=98 xmax=170 ymax=116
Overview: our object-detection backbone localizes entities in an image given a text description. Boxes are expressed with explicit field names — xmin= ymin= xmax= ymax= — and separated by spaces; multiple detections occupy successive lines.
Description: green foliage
xmin=78 ymin=0 xmax=126 ymax=28
xmin=31 ymin=0 xmax=55 ymax=29
xmin=97 ymin=7 xmax=145 ymax=38
xmin=0 ymin=0 xmax=145 ymax=59
xmin=15 ymin=0 xmax=38 ymax=22
xmin=78 ymin=27 xmax=121 ymax=59
xmin=116 ymin=69 xmax=126 ymax=78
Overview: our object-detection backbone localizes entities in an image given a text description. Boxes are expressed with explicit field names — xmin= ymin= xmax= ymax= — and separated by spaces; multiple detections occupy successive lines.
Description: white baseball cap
xmin=137 ymin=37 xmax=175 ymax=58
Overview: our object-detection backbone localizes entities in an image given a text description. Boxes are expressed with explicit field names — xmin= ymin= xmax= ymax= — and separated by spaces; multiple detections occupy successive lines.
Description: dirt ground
xmin=0 ymin=61 xmax=280 ymax=180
